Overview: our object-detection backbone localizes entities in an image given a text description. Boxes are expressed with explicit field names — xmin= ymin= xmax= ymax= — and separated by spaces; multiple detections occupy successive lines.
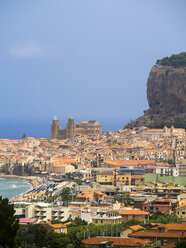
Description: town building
xmin=92 ymin=210 xmax=122 ymax=225
xmin=129 ymin=224 xmax=186 ymax=247
xmin=177 ymin=160 xmax=186 ymax=177
xmin=120 ymin=225 xmax=144 ymax=238
xmin=14 ymin=202 xmax=70 ymax=222
xmin=51 ymin=115 xmax=102 ymax=139
xmin=119 ymin=209 xmax=149 ymax=222
xmin=142 ymin=199 xmax=172 ymax=215
xmin=176 ymin=200 xmax=186 ymax=221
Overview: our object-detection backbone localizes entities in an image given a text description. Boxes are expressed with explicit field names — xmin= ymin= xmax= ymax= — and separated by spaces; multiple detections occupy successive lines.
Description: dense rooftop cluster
xmin=0 ymin=125 xmax=186 ymax=247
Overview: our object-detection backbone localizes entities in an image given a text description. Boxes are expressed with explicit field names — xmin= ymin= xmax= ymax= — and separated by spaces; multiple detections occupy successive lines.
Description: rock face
xmin=147 ymin=66 xmax=186 ymax=114
xmin=125 ymin=65 xmax=186 ymax=129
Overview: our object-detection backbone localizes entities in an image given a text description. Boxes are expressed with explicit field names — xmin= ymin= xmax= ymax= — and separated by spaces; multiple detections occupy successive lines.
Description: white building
xmin=155 ymin=167 xmax=179 ymax=177
xmin=14 ymin=202 xmax=70 ymax=222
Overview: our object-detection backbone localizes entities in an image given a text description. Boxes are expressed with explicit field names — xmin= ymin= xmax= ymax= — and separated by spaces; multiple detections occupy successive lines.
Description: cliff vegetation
xmin=156 ymin=52 xmax=186 ymax=67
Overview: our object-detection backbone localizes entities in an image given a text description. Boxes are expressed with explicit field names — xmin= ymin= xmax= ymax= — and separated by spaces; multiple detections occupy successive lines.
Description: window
xmin=163 ymin=240 xmax=168 ymax=245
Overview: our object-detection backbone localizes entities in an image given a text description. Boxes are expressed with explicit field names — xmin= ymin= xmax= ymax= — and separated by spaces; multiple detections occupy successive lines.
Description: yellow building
xmin=116 ymin=173 xmax=131 ymax=185
xmin=176 ymin=200 xmax=186 ymax=220
xmin=96 ymin=171 xmax=114 ymax=185
xmin=96 ymin=171 xmax=132 ymax=186
xmin=92 ymin=210 xmax=122 ymax=225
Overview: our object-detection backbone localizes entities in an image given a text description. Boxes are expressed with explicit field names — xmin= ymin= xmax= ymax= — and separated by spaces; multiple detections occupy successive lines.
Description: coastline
xmin=0 ymin=174 xmax=41 ymax=201
xmin=0 ymin=174 xmax=39 ymax=188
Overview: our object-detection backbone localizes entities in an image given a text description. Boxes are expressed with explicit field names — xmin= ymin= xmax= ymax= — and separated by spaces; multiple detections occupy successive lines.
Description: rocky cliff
xmin=125 ymin=58 xmax=186 ymax=129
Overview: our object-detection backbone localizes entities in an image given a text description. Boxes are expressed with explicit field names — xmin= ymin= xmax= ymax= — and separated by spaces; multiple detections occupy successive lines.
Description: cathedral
xmin=50 ymin=115 xmax=103 ymax=139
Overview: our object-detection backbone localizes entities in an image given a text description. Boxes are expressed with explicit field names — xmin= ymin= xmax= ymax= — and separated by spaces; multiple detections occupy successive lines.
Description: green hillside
xmin=156 ymin=52 xmax=186 ymax=67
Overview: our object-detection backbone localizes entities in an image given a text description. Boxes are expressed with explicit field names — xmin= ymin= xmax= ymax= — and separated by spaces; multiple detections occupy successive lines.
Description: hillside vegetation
xmin=156 ymin=52 xmax=186 ymax=67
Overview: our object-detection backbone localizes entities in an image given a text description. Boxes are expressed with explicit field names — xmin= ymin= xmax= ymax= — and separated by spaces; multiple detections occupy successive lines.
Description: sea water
xmin=0 ymin=177 xmax=31 ymax=200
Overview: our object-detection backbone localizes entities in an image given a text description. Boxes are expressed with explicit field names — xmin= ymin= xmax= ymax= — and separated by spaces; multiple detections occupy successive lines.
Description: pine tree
xmin=0 ymin=196 xmax=19 ymax=248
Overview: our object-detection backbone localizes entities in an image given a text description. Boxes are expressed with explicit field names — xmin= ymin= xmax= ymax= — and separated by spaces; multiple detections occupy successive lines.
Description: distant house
xmin=129 ymin=224 xmax=186 ymax=247
xmin=176 ymin=200 xmax=186 ymax=221
xmin=120 ymin=225 xmax=145 ymax=238
xmin=119 ymin=209 xmax=149 ymax=222
xmin=142 ymin=199 xmax=172 ymax=215
xmin=76 ymin=190 xmax=106 ymax=202
xmin=43 ymin=220 xmax=67 ymax=234
xmin=131 ymin=175 xmax=144 ymax=185
xmin=92 ymin=210 xmax=122 ymax=225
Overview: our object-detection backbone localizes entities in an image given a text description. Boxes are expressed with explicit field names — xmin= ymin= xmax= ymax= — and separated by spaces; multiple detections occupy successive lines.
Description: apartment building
xmin=142 ymin=199 xmax=172 ymax=215
xmin=92 ymin=210 xmax=122 ymax=225
xmin=14 ymin=202 xmax=70 ymax=222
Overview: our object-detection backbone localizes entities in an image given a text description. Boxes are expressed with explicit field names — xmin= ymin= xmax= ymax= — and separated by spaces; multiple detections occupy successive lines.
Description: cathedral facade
xmin=51 ymin=115 xmax=102 ymax=139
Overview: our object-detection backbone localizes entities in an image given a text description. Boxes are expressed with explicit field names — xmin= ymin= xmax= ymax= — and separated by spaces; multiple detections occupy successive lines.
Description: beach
xmin=0 ymin=174 xmax=41 ymax=201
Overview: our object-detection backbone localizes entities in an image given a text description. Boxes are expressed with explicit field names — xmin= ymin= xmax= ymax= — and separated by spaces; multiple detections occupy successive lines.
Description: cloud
xmin=8 ymin=40 xmax=52 ymax=58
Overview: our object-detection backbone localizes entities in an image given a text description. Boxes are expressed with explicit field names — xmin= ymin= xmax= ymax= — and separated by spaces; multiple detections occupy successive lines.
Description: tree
xmin=17 ymin=224 xmax=70 ymax=248
xmin=17 ymin=224 xmax=47 ymax=248
xmin=114 ymin=187 xmax=120 ymax=202
xmin=93 ymin=192 xmax=99 ymax=202
xmin=44 ymin=231 xmax=69 ymax=248
xmin=124 ymin=193 xmax=132 ymax=206
xmin=0 ymin=196 xmax=19 ymax=248
xmin=149 ymin=212 xmax=181 ymax=224
xmin=69 ymin=217 xmax=88 ymax=227
xmin=75 ymin=178 xmax=83 ymax=185
xmin=175 ymin=240 xmax=186 ymax=248
xmin=60 ymin=187 xmax=72 ymax=205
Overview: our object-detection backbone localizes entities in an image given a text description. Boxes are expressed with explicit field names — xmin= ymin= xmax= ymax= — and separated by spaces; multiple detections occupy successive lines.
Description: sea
xmin=0 ymin=117 xmax=133 ymax=139
xmin=0 ymin=177 xmax=31 ymax=200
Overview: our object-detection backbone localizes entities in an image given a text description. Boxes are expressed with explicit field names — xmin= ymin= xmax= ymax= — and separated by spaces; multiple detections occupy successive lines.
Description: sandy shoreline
xmin=0 ymin=174 xmax=39 ymax=188
xmin=0 ymin=174 xmax=41 ymax=201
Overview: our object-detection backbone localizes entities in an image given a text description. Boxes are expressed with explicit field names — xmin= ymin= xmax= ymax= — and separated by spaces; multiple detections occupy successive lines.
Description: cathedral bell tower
xmin=51 ymin=115 xmax=61 ymax=139
xmin=66 ymin=115 xmax=76 ymax=138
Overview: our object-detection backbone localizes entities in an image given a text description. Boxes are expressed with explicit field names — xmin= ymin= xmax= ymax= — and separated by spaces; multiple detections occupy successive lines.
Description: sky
xmin=0 ymin=0 xmax=186 ymax=138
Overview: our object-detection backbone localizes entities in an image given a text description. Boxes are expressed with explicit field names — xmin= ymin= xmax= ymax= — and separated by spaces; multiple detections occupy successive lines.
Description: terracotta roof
xmin=71 ymin=211 xmax=81 ymax=214
xmin=119 ymin=210 xmax=149 ymax=216
xmin=158 ymin=224 xmax=186 ymax=231
xmin=49 ymin=223 xmax=67 ymax=229
xmin=146 ymin=129 xmax=163 ymax=132
xmin=105 ymin=160 xmax=155 ymax=166
xmin=130 ymin=230 xmax=186 ymax=239
xmin=77 ymin=190 xmax=104 ymax=198
xmin=82 ymin=237 xmax=151 ymax=246
xmin=129 ymin=225 xmax=144 ymax=231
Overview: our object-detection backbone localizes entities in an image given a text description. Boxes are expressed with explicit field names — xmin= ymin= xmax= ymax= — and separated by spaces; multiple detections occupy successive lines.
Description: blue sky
xmin=0 ymin=0 xmax=186 ymax=138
